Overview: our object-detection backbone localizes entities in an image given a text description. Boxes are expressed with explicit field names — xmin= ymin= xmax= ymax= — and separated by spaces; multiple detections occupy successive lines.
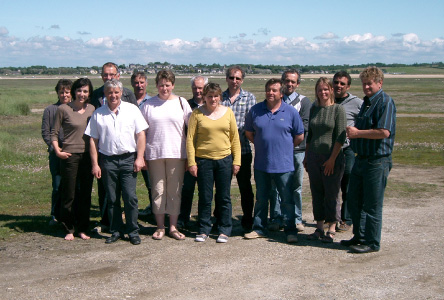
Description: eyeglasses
xmin=228 ymin=76 xmax=242 ymax=81
xmin=333 ymin=80 xmax=348 ymax=86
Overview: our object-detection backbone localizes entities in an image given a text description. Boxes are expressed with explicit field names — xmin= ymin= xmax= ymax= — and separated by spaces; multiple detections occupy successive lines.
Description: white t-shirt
xmin=141 ymin=95 xmax=192 ymax=160
xmin=85 ymin=101 xmax=148 ymax=156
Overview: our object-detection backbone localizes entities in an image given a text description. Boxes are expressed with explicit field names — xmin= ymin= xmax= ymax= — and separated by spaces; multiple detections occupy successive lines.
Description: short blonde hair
xmin=360 ymin=66 xmax=384 ymax=83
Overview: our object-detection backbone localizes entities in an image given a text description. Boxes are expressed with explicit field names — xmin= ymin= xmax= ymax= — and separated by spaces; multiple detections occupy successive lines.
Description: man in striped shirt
xmin=342 ymin=66 xmax=396 ymax=253
xmin=221 ymin=66 xmax=256 ymax=231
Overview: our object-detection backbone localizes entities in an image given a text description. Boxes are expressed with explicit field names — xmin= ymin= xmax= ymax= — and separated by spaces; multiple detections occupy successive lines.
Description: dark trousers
xmin=340 ymin=146 xmax=355 ymax=225
xmin=178 ymin=170 xmax=198 ymax=224
xmin=348 ymin=155 xmax=392 ymax=251
xmin=306 ymin=151 xmax=344 ymax=223
xmin=48 ymin=151 xmax=61 ymax=219
xmin=59 ymin=152 xmax=93 ymax=233
xmin=236 ymin=153 xmax=254 ymax=228
xmin=100 ymin=153 xmax=139 ymax=238
xmin=140 ymin=169 xmax=153 ymax=206
xmin=196 ymin=155 xmax=233 ymax=236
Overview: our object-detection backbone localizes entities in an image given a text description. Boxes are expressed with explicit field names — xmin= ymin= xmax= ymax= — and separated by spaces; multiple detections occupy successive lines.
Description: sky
xmin=1 ymin=0 xmax=443 ymax=67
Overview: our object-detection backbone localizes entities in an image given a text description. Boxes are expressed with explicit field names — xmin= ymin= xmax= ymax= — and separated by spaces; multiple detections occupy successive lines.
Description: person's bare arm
xmin=90 ymin=137 xmax=101 ymax=179
xmin=347 ymin=126 xmax=390 ymax=139
xmin=134 ymin=131 xmax=146 ymax=172
xmin=245 ymin=131 xmax=254 ymax=143
xmin=293 ymin=133 xmax=304 ymax=147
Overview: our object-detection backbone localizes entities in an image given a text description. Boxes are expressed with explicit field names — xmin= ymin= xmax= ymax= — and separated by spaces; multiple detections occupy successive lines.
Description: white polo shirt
xmin=85 ymin=101 xmax=148 ymax=156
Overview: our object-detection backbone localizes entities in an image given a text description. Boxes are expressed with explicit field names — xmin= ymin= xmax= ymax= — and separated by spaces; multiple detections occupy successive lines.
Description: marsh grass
xmin=0 ymin=77 xmax=443 ymax=240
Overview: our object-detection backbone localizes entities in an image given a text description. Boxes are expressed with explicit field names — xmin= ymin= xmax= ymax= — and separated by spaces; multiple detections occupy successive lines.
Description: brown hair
xmin=155 ymin=70 xmax=175 ymax=85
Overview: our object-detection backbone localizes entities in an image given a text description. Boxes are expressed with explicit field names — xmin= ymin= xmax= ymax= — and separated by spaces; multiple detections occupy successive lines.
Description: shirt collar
xmin=369 ymin=89 xmax=383 ymax=101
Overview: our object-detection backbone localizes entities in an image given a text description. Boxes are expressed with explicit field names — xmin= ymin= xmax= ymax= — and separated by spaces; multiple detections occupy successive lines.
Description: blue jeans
xmin=253 ymin=169 xmax=297 ymax=236
xmin=101 ymin=153 xmax=139 ymax=238
xmin=341 ymin=146 xmax=355 ymax=225
xmin=196 ymin=155 xmax=233 ymax=236
xmin=269 ymin=152 xmax=304 ymax=225
xmin=347 ymin=155 xmax=392 ymax=251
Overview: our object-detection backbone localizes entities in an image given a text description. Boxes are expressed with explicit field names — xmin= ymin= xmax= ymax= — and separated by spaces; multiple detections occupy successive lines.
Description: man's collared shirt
xmin=221 ymin=88 xmax=256 ymax=155
xmin=188 ymin=98 xmax=203 ymax=110
xmin=138 ymin=94 xmax=151 ymax=109
xmin=351 ymin=89 xmax=396 ymax=157
xmin=85 ymin=101 xmax=148 ymax=156
xmin=245 ymin=101 xmax=304 ymax=173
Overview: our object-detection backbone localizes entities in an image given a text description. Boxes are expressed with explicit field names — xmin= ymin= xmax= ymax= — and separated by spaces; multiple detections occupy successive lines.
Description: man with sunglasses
xmin=221 ymin=66 xmax=256 ymax=231
xmin=333 ymin=71 xmax=363 ymax=232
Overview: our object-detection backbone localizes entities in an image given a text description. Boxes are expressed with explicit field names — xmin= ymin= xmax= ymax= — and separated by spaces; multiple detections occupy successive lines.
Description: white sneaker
xmin=216 ymin=235 xmax=228 ymax=243
xmin=195 ymin=234 xmax=208 ymax=242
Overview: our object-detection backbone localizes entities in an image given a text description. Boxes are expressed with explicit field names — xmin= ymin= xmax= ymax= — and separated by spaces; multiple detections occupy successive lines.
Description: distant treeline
xmin=1 ymin=62 xmax=443 ymax=76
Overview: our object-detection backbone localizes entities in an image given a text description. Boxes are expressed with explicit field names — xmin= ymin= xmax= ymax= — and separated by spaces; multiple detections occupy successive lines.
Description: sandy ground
xmin=1 ymin=164 xmax=443 ymax=299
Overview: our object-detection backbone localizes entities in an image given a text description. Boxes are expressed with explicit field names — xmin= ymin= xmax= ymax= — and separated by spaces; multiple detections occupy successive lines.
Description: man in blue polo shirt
xmin=244 ymin=78 xmax=304 ymax=243
xmin=342 ymin=66 xmax=396 ymax=253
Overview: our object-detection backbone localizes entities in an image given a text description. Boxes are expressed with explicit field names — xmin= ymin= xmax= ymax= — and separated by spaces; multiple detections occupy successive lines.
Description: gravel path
xmin=1 ymin=165 xmax=443 ymax=299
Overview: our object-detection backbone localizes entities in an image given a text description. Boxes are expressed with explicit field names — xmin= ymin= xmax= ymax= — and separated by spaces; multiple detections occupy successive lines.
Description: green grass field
xmin=0 ymin=76 xmax=443 ymax=240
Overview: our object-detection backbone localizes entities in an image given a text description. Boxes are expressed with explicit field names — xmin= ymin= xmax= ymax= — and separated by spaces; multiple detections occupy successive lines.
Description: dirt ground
xmin=1 ymin=164 xmax=443 ymax=300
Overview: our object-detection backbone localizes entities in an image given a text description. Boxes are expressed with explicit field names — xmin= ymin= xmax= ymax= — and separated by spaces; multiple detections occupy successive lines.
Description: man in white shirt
xmin=85 ymin=79 xmax=148 ymax=245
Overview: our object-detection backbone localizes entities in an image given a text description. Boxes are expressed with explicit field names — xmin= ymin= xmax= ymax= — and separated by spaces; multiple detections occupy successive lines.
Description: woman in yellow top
xmin=187 ymin=83 xmax=241 ymax=243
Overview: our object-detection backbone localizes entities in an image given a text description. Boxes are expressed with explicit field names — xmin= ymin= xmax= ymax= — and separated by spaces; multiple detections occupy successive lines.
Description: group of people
xmin=42 ymin=63 xmax=396 ymax=253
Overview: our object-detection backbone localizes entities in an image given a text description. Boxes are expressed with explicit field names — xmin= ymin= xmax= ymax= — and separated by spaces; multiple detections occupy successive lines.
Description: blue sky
xmin=1 ymin=0 xmax=443 ymax=67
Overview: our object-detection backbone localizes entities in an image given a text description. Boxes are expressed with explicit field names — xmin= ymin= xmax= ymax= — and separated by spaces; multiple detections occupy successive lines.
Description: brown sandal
xmin=322 ymin=231 xmax=335 ymax=243
xmin=307 ymin=228 xmax=325 ymax=240
xmin=152 ymin=228 xmax=165 ymax=240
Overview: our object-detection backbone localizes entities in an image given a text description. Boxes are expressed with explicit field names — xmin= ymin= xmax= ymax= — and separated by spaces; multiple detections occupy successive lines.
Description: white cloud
xmin=343 ymin=33 xmax=386 ymax=44
xmin=314 ymin=32 xmax=338 ymax=40
xmin=0 ymin=28 xmax=443 ymax=67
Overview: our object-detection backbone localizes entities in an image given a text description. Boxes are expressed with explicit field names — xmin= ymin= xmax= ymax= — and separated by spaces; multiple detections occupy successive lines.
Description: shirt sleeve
xmin=291 ymin=107 xmax=304 ymax=136
xmin=377 ymin=97 xmax=396 ymax=135
xmin=244 ymin=109 xmax=254 ymax=132
xmin=229 ymin=109 xmax=241 ymax=166
xmin=306 ymin=106 xmax=314 ymax=144
xmin=50 ymin=107 xmax=63 ymax=143
xmin=335 ymin=105 xmax=347 ymax=145
xmin=186 ymin=110 xmax=199 ymax=167
xmin=84 ymin=111 xmax=98 ymax=139
xmin=41 ymin=107 xmax=52 ymax=147
xmin=133 ymin=106 xmax=149 ymax=134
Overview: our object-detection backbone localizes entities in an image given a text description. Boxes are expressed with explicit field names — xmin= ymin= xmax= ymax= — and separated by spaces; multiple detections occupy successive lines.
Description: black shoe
xmin=350 ymin=244 xmax=378 ymax=254
xmin=129 ymin=235 xmax=141 ymax=245
xmin=340 ymin=238 xmax=361 ymax=247
xmin=105 ymin=234 xmax=121 ymax=244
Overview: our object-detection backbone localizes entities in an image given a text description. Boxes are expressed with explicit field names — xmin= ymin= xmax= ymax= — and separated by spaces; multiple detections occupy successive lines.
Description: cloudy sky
xmin=1 ymin=0 xmax=443 ymax=67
